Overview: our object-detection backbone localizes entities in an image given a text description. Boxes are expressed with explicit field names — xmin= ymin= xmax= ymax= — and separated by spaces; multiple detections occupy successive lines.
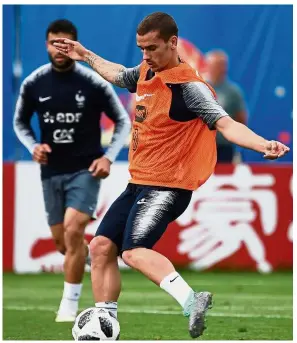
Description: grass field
xmin=3 ymin=270 xmax=293 ymax=340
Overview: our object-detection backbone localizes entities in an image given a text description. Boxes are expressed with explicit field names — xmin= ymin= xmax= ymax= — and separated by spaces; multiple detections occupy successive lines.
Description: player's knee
xmin=89 ymin=236 xmax=114 ymax=261
xmin=64 ymin=214 xmax=87 ymax=232
xmin=122 ymin=249 xmax=143 ymax=267
xmin=64 ymin=225 xmax=84 ymax=251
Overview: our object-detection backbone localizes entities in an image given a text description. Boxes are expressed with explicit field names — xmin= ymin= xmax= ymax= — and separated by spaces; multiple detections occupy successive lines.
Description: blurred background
xmin=2 ymin=5 xmax=293 ymax=340
xmin=3 ymin=4 xmax=293 ymax=163
xmin=3 ymin=4 xmax=292 ymax=274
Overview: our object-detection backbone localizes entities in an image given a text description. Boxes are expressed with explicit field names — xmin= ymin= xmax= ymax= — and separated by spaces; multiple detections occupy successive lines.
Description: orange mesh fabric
xmin=129 ymin=61 xmax=217 ymax=190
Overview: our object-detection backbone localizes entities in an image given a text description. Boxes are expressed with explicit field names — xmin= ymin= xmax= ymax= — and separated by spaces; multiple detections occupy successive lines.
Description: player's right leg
xmin=56 ymin=207 xmax=91 ymax=322
xmin=89 ymin=184 xmax=137 ymax=318
xmin=42 ymin=176 xmax=71 ymax=321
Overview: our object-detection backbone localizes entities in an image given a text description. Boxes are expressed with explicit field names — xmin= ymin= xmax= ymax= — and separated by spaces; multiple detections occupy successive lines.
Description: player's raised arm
xmin=215 ymin=116 xmax=290 ymax=160
xmin=53 ymin=38 xmax=140 ymax=89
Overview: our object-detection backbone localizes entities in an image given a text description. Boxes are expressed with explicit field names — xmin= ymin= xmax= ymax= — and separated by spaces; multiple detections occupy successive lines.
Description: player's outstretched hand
xmin=89 ymin=156 xmax=111 ymax=178
xmin=33 ymin=144 xmax=52 ymax=165
xmin=52 ymin=38 xmax=88 ymax=61
xmin=263 ymin=140 xmax=290 ymax=160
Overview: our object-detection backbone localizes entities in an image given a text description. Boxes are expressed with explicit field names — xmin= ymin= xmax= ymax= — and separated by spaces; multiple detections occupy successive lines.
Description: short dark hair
xmin=46 ymin=19 xmax=77 ymax=40
xmin=137 ymin=12 xmax=178 ymax=42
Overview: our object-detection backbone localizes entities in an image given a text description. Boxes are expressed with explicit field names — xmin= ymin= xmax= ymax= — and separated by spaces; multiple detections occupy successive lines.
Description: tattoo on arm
xmin=114 ymin=69 xmax=127 ymax=88
xmin=85 ymin=54 xmax=98 ymax=68
xmin=85 ymin=51 xmax=126 ymax=87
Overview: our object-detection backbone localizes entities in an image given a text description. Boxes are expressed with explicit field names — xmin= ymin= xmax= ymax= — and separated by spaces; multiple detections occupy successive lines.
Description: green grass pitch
xmin=3 ymin=270 xmax=292 ymax=340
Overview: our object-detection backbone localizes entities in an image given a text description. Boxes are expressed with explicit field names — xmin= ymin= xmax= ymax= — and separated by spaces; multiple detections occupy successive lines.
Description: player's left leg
xmin=56 ymin=170 xmax=100 ymax=322
xmin=121 ymin=186 xmax=212 ymax=338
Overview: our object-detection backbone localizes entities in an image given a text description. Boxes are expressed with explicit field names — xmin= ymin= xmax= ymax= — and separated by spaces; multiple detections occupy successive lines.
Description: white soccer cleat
xmin=55 ymin=299 xmax=78 ymax=323
xmin=55 ymin=312 xmax=77 ymax=322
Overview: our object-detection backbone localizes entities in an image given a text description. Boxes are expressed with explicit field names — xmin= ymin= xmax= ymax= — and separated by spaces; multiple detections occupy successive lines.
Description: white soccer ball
xmin=72 ymin=307 xmax=120 ymax=341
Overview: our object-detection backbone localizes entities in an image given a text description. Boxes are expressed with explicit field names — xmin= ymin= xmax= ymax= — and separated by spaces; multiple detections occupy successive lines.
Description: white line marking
xmin=3 ymin=305 xmax=292 ymax=319
xmin=4 ymin=292 xmax=292 ymax=301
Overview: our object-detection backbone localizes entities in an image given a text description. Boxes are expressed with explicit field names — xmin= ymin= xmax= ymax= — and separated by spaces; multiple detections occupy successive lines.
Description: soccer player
xmin=53 ymin=12 xmax=289 ymax=337
xmin=13 ymin=19 xmax=131 ymax=322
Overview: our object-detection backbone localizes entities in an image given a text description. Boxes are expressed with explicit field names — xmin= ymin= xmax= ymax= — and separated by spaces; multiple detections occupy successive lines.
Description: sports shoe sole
xmin=55 ymin=314 xmax=76 ymax=322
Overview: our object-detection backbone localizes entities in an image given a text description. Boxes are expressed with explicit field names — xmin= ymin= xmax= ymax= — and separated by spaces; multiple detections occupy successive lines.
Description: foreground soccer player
xmin=53 ymin=12 xmax=289 ymax=337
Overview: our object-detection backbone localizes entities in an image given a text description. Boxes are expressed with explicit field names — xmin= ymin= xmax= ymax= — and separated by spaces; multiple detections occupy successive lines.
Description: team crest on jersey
xmin=75 ymin=90 xmax=85 ymax=108
xmin=135 ymin=105 xmax=147 ymax=123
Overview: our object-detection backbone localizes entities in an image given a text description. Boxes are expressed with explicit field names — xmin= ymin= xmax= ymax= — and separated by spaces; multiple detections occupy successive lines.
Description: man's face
xmin=47 ymin=32 xmax=74 ymax=70
xmin=136 ymin=31 xmax=177 ymax=72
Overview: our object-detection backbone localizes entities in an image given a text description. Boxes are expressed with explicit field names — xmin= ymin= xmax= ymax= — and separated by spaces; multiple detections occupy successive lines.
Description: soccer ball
xmin=72 ymin=307 xmax=120 ymax=341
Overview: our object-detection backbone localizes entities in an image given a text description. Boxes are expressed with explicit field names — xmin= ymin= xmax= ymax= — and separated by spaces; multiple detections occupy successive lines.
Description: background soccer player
xmin=53 ymin=12 xmax=289 ymax=337
xmin=13 ymin=19 xmax=131 ymax=322
xmin=205 ymin=50 xmax=248 ymax=163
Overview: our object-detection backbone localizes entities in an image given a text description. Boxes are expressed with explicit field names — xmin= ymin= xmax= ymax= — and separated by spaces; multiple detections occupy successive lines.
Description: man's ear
xmin=170 ymin=36 xmax=178 ymax=50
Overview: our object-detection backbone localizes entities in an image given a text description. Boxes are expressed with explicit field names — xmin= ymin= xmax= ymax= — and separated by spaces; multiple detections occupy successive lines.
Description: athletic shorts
xmin=95 ymin=183 xmax=192 ymax=255
xmin=42 ymin=169 xmax=100 ymax=226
